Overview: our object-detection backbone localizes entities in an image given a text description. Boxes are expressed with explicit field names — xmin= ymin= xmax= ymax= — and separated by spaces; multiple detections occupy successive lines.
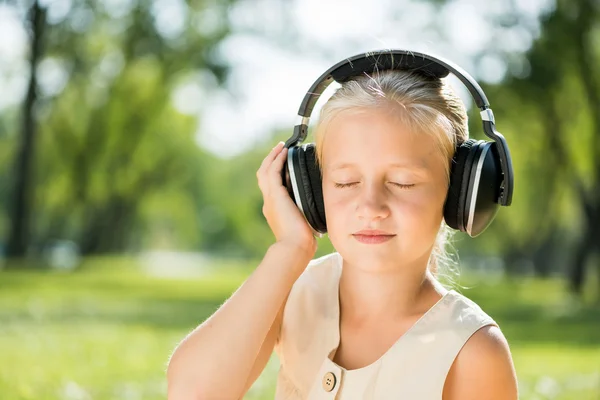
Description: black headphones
xmin=280 ymin=49 xmax=514 ymax=238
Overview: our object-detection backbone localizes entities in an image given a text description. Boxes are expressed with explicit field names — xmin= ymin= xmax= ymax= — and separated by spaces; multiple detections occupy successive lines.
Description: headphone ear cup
xmin=463 ymin=142 xmax=503 ymax=236
xmin=284 ymin=146 xmax=313 ymax=227
xmin=302 ymin=144 xmax=327 ymax=232
xmin=297 ymin=144 xmax=326 ymax=233
xmin=444 ymin=139 xmax=477 ymax=231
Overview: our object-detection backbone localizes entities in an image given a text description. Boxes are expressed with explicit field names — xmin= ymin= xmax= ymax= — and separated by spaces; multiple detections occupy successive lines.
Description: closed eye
xmin=334 ymin=182 xmax=415 ymax=189
xmin=390 ymin=183 xmax=415 ymax=189
xmin=334 ymin=182 xmax=358 ymax=188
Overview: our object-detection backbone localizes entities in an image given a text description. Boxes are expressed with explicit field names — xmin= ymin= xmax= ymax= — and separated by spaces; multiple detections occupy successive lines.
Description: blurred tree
xmin=500 ymin=0 xmax=600 ymax=293
xmin=4 ymin=0 xmax=239 ymax=257
xmin=5 ymin=0 xmax=45 ymax=258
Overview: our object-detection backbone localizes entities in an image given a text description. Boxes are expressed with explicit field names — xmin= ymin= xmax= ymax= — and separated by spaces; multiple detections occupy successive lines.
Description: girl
xmin=166 ymin=68 xmax=519 ymax=399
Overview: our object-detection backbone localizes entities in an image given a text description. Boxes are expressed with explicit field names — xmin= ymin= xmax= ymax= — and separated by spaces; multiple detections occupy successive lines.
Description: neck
xmin=337 ymin=253 xmax=445 ymax=324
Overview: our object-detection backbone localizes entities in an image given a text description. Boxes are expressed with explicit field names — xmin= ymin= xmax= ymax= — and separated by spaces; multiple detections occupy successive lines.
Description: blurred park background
xmin=0 ymin=0 xmax=599 ymax=399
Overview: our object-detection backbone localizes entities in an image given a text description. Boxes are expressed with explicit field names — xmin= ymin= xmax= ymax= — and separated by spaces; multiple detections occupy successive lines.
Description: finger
xmin=267 ymin=146 xmax=288 ymax=188
xmin=258 ymin=141 xmax=285 ymax=173
xmin=258 ymin=142 xmax=285 ymax=191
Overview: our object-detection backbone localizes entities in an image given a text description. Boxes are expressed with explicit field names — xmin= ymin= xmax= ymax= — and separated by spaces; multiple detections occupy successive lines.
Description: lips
xmin=352 ymin=229 xmax=395 ymax=236
xmin=352 ymin=234 xmax=395 ymax=244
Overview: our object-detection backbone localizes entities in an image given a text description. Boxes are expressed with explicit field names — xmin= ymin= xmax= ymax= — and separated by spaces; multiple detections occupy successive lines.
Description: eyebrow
xmin=329 ymin=162 xmax=428 ymax=172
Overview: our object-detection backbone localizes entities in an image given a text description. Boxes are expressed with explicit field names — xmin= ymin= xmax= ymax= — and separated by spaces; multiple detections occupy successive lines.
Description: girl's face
xmin=320 ymin=108 xmax=449 ymax=273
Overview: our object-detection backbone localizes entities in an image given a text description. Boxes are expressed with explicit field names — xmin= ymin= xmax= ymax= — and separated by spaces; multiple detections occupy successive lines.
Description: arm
xmin=237 ymin=297 xmax=287 ymax=398
xmin=166 ymin=242 xmax=314 ymax=400
xmin=443 ymin=325 xmax=519 ymax=400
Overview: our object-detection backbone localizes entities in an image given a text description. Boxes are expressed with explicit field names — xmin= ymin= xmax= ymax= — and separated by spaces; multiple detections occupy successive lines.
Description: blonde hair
xmin=313 ymin=69 xmax=469 ymax=278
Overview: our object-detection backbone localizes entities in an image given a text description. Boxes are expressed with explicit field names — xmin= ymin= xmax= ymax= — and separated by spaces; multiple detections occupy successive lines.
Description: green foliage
xmin=2 ymin=0 xmax=237 ymax=254
xmin=34 ymin=55 xmax=207 ymax=250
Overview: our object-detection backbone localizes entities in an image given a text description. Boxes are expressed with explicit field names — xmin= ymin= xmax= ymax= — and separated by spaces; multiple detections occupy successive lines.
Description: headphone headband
xmin=284 ymin=49 xmax=513 ymax=206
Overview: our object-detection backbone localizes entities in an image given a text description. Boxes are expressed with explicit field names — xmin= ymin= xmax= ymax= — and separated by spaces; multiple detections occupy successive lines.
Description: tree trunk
xmin=6 ymin=1 xmax=45 ymax=258
xmin=569 ymin=203 xmax=600 ymax=293
xmin=79 ymin=198 xmax=135 ymax=255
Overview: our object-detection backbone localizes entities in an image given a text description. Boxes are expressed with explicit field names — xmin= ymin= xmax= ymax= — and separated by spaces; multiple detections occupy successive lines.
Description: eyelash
xmin=334 ymin=182 xmax=415 ymax=189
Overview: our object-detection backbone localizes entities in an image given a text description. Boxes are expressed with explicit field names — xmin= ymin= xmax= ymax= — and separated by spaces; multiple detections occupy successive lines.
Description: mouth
xmin=352 ymin=230 xmax=394 ymax=236
xmin=352 ymin=234 xmax=396 ymax=244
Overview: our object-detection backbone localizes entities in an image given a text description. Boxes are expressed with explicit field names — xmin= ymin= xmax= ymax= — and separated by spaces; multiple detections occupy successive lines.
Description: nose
xmin=355 ymin=182 xmax=390 ymax=221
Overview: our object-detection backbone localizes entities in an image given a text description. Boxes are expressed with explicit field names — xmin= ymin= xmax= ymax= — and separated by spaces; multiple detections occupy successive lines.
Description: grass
xmin=0 ymin=255 xmax=598 ymax=399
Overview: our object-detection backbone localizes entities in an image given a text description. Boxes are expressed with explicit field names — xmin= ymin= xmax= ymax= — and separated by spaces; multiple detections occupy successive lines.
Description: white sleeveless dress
xmin=273 ymin=252 xmax=498 ymax=399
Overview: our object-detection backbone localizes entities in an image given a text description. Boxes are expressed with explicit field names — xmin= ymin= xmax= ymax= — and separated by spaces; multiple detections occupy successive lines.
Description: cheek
xmin=322 ymin=190 xmax=343 ymax=219
xmin=400 ymin=197 xmax=441 ymax=232
xmin=322 ymin=189 xmax=351 ymax=234
xmin=403 ymin=185 xmax=447 ymax=226
xmin=408 ymin=185 xmax=446 ymax=212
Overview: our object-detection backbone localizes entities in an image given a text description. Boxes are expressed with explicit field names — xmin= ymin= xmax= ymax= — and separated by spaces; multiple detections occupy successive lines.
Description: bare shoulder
xmin=443 ymin=325 xmax=519 ymax=400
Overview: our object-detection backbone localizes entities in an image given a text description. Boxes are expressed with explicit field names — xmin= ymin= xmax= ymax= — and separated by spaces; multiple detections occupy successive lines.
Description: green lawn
xmin=0 ymin=255 xmax=598 ymax=399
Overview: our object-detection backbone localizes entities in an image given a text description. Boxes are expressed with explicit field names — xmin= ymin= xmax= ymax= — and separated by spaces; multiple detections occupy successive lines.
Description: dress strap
xmin=371 ymin=291 xmax=497 ymax=398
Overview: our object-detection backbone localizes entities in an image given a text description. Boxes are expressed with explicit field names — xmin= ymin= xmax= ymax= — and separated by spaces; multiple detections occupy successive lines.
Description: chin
xmin=339 ymin=243 xmax=402 ymax=266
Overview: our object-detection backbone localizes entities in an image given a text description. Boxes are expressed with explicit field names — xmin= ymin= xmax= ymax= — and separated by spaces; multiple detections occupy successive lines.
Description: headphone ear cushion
xmin=297 ymin=145 xmax=326 ymax=233
xmin=302 ymin=144 xmax=327 ymax=232
xmin=444 ymin=139 xmax=477 ymax=231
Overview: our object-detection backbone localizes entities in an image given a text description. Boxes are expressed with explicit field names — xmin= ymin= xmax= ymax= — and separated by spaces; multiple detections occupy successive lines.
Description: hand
xmin=256 ymin=141 xmax=317 ymax=255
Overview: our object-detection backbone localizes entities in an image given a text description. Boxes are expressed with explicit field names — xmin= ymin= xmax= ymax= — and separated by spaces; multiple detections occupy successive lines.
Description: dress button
xmin=322 ymin=371 xmax=337 ymax=392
